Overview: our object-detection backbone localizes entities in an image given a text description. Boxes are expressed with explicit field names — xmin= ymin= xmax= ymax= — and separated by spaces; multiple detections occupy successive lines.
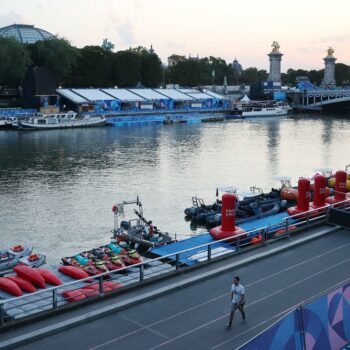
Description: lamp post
xmin=162 ymin=65 xmax=166 ymax=89
xmin=212 ymin=69 xmax=215 ymax=91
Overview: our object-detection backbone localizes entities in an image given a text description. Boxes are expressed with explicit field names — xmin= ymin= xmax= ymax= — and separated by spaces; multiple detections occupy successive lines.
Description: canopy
xmin=240 ymin=95 xmax=251 ymax=102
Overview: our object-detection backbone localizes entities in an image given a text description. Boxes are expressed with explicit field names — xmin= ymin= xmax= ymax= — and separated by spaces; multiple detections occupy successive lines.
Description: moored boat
xmin=185 ymin=185 xmax=288 ymax=228
xmin=230 ymin=96 xmax=291 ymax=118
xmin=0 ymin=245 xmax=33 ymax=274
xmin=111 ymin=197 xmax=176 ymax=251
xmin=18 ymin=111 xmax=107 ymax=130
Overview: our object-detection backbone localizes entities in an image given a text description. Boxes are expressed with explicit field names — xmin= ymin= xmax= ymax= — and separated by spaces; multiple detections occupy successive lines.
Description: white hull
xmin=20 ymin=119 xmax=106 ymax=130
xmin=19 ymin=112 xmax=107 ymax=130
xmin=242 ymin=106 xmax=289 ymax=118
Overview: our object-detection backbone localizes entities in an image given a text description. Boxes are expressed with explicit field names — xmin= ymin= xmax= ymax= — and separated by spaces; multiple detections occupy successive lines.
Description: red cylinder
xmin=335 ymin=170 xmax=347 ymax=201
xmin=312 ymin=175 xmax=326 ymax=207
xmin=297 ymin=178 xmax=311 ymax=211
xmin=221 ymin=193 xmax=236 ymax=232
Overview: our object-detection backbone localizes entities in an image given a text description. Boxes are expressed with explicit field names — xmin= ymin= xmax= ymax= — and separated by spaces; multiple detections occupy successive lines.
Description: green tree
xmin=335 ymin=63 xmax=350 ymax=86
xmin=209 ymin=56 xmax=230 ymax=85
xmin=140 ymin=51 xmax=163 ymax=87
xmin=308 ymin=69 xmax=323 ymax=85
xmin=168 ymin=55 xmax=207 ymax=87
xmin=0 ymin=37 xmax=31 ymax=87
xmin=69 ymin=45 xmax=114 ymax=87
xmin=28 ymin=38 xmax=80 ymax=84
xmin=241 ymin=67 xmax=259 ymax=84
xmin=111 ymin=50 xmax=141 ymax=87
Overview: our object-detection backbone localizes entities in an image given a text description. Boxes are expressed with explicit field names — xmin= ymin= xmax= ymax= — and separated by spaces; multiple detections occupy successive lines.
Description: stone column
xmin=268 ymin=41 xmax=283 ymax=83
xmin=321 ymin=47 xmax=336 ymax=87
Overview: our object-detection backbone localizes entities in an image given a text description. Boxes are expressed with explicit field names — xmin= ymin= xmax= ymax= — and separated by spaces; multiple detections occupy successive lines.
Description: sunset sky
xmin=1 ymin=0 xmax=349 ymax=71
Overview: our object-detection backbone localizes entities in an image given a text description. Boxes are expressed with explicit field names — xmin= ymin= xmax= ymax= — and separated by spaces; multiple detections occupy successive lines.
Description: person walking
xmin=227 ymin=276 xmax=246 ymax=329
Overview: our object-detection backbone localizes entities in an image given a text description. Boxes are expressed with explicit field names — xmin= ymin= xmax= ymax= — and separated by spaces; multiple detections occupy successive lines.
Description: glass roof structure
xmin=0 ymin=24 xmax=55 ymax=44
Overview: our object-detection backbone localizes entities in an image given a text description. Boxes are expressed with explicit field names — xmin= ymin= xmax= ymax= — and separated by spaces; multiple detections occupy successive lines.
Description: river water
xmin=0 ymin=114 xmax=349 ymax=262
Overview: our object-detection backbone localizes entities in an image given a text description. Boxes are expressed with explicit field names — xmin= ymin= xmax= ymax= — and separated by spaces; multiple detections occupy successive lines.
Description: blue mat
xmin=151 ymin=212 xmax=294 ymax=265
xmin=150 ymin=234 xmax=235 ymax=266
xmin=240 ymin=212 xmax=290 ymax=235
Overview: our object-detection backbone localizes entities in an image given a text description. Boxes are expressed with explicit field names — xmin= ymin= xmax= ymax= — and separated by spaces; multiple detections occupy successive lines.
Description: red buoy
xmin=209 ymin=193 xmax=245 ymax=240
xmin=310 ymin=175 xmax=328 ymax=212
xmin=287 ymin=178 xmax=311 ymax=218
xmin=221 ymin=193 xmax=236 ymax=231
xmin=326 ymin=170 xmax=347 ymax=205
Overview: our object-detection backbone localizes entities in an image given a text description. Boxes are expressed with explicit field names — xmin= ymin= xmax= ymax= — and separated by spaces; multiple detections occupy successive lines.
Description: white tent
xmin=240 ymin=95 xmax=251 ymax=102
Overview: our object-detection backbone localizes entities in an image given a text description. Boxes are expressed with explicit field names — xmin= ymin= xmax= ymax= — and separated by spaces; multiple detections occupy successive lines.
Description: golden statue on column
xmin=271 ymin=41 xmax=280 ymax=52
xmin=327 ymin=47 xmax=335 ymax=56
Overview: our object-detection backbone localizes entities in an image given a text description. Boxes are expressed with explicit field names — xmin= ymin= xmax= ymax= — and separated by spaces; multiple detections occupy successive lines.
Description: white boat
xmin=18 ymin=111 xmax=107 ymax=130
xmin=240 ymin=101 xmax=290 ymax=117
xmin=230 ymin=95 xmax=291 ymax=118
xmin=0 ymin=116 xmax=17 ymax=129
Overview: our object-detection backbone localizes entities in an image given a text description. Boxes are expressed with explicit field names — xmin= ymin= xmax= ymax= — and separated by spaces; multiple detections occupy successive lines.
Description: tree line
xmin=0 ymin=36 xmax=349 ymax=89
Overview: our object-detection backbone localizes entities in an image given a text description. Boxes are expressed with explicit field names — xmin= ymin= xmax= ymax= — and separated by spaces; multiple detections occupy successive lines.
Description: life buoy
xmin=12 ymin=245 xmax=24 ymax=252
xmin=28 ymin=254 xmax=39 ymax=262
xmin=251 ymin=235 xmax=262 ymax=245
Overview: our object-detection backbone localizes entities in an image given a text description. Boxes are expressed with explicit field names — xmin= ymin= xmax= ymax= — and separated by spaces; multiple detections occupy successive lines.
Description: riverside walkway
xmin=1 ymin=225 xmax=349 ymax=350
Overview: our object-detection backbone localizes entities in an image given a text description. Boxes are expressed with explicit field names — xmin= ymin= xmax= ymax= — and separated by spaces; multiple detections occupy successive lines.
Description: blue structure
xmin=240 ymin=281 xmax=350 ymax=349
xmin=56 ymin=87 xmax=229 ymax=125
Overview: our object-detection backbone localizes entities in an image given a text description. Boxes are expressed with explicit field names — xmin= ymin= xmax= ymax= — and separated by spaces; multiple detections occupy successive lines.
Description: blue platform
xmin=240 ymin=212 xmax=290 ymax=234
xmin=150 ymin=212 xmax=293 ymax=265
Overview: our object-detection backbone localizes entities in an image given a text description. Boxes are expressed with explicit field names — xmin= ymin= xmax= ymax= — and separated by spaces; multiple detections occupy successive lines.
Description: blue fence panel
xmin=240 ymin=309 xmax=303 ymax=350
xmin=302 ymin=282 xmax=350 ymax=350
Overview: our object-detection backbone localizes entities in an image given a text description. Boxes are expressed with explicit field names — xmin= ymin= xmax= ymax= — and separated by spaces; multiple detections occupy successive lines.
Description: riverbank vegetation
xmin=0 ymin=37 xmax=349 ymax=89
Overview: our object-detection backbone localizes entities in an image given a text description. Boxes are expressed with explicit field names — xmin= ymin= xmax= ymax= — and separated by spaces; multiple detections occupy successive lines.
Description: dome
xmin=232 ymin=58 xmax=243 ymax=73
xmin=0 ymin=24 xmax=55 ymax=44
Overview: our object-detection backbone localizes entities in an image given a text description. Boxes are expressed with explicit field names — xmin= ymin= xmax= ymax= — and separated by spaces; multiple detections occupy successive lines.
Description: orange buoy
xmin=281 ymin=187 xmax=298 ymax=201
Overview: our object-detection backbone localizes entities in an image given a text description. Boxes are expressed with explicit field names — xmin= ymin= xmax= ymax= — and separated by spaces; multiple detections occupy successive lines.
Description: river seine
xmin=0 ymin=114 xmax=349 ymax=262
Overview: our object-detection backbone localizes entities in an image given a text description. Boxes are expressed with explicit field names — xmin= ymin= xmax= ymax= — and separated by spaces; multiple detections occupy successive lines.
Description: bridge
xmin=287 ymin=83 xmax=350 ymax=111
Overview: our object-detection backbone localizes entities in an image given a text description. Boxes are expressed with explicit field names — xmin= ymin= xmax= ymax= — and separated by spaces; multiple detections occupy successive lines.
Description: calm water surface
xmin=0 ymin=114 xmax=349 ymax=262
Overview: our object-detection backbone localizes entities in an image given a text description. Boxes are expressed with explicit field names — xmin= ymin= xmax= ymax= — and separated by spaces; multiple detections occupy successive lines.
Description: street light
xmin=212 ymin=69 xmax=215 ymax=91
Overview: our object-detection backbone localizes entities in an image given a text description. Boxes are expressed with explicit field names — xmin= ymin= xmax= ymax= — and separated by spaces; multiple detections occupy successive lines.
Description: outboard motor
xmin=120 ymin=221 xmax=130 ymax=230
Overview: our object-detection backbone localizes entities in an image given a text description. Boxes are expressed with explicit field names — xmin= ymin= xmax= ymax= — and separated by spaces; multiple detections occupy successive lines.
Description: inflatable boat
xmin=0 ymin=245 xmax=33 ymax=274
xmin=111 ymin=197 xmax=176 ymax=251
xmin=185 ymin=187 xmax=284 ymax=228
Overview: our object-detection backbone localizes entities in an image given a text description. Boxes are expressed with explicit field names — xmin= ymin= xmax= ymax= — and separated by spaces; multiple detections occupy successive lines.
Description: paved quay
xmin=0 ymin=224 xmax=349 ymax=350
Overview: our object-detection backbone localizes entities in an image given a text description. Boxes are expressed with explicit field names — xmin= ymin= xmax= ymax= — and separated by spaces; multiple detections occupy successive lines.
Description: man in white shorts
xmin=227 ymin=276 xmax=246 ymax=329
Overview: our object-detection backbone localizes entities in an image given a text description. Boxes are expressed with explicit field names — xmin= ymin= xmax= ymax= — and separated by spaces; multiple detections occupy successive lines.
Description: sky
xmin=0 ymin=0 xmax=349 ymax=72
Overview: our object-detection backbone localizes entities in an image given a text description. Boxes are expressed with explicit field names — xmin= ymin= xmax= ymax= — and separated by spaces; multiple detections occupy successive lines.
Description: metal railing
xmin=1 ymin=197 xmax=349 ymax=326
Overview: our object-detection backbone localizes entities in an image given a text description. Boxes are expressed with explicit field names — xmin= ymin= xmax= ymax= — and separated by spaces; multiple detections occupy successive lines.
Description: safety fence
xmin=238 ymin=278 xmax=350 ymax=350
xmin=0 ymin=198 xmax=349 ymax=326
